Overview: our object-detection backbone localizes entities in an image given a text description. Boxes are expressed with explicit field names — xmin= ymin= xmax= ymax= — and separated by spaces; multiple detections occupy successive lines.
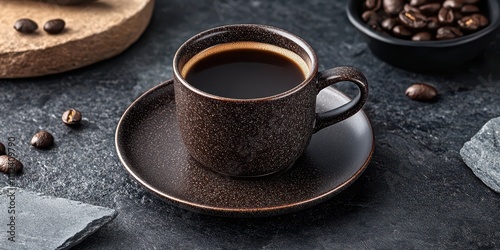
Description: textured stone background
xmin=1 ymin=0 xmax=499 ymax=249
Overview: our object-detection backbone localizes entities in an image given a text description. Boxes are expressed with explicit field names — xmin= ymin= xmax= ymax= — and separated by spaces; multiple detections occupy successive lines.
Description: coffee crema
xmin=181 ymin=41 xmax=310 ymax=99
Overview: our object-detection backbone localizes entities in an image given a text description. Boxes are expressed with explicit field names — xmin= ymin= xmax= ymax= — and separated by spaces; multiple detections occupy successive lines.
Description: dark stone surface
xmin=461 ymin=117 xmax=500 ymax=193
xmin=0 ymin=187 xmax=116 ymax=250
xmin=0 ymin=0 xmax=499 ymax=248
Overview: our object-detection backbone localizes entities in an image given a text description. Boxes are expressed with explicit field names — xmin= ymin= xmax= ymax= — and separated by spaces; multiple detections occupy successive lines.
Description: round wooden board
xmin=0 ymin=0 xmax=154 ymax=78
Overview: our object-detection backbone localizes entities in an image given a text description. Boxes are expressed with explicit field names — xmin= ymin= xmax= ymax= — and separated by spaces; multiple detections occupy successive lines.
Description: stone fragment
xmin=460 ymin=117 xmax=500 ymax=193
xmin=0 ymin=187 xmax=117 ymax=249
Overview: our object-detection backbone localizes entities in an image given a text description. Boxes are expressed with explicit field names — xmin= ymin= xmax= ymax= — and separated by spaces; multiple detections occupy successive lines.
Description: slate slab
xmin=460 ymin=117 xmax=500 ymax=193
xmin=0 ymin=187 xmax=117 ymax=250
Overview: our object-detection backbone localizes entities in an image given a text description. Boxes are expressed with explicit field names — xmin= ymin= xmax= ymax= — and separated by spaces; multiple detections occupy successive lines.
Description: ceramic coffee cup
xmin=173 ymin=24 xmax=368 ymax=177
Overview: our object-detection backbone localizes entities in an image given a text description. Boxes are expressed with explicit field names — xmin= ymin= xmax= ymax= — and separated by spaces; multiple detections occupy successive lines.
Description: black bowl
xmin=346 ymin=0 xmax=500 ymax=72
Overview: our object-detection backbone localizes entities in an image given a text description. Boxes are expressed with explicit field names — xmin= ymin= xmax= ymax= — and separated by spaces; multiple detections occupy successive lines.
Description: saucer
xmin=115 ymin=79 xmax=374 ymax=217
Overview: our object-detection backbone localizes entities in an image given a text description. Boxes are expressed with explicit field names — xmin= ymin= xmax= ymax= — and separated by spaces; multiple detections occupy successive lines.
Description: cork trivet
xmin=0 ymin=0 xmax=154 ymax=78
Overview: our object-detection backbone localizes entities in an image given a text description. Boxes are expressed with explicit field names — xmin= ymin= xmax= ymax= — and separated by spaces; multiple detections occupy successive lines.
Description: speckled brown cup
xmin=173 ymin=24 xmax=368 ymax=177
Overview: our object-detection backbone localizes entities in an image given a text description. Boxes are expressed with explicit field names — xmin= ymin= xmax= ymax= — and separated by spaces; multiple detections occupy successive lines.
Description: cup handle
xmin=313 ymin=66 xmax=369 ymax=133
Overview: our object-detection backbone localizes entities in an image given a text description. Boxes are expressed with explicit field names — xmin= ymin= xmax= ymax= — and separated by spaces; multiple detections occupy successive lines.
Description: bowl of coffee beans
xmin=347 ymin=0 xmax=500 ymax=71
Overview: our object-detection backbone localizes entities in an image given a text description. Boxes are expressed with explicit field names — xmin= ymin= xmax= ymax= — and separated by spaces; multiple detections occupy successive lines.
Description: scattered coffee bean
xmin=44 ymin=19 xmax=65 ymax=34
xmin=0 ymin=143 xmax=5 ymax=155
xmin=0 ymin=155 xmax=23 ymax=175
xmin=14 ymin=18 xmax=38 ymax=34
xmin=62 ymin=108 xmax=82 ymax=125
xmin=31 ymin=130 xmax=54 ymax=148
xmin=361 ymin=0 xmax=490 ymax=41
xmin=406 ymin=83 xmax=438 ymax=101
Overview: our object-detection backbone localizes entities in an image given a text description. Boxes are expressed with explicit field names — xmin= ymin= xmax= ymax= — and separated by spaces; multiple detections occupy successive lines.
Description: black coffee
xmin=183 ymin=42 xmax=308 ymax=99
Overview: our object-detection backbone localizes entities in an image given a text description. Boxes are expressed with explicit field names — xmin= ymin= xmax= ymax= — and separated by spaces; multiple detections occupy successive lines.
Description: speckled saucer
xmin=115 ymin=79 xmax=374 ymax=218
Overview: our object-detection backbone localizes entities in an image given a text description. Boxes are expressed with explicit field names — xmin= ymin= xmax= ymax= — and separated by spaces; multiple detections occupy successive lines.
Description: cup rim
xmin=173 ymin=24 xmax=318 ymax=102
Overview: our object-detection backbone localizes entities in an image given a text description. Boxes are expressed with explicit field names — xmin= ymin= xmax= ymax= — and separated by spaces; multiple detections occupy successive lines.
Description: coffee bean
xmin=443 ymin=0 xmax=464 ymax=9
xmin=0 ymin=143 xmax=5 ymax=155
xmin=405 ymin=83 xmax=438 ymax=101
xmin=436 ymin=26 xmax=463 ymax=40
xmin=473 ymin=13 xmax=490 ymax=26
xmin=426 ymin=17 xmax=440 ymax=29
xmin=62 ymin=108 xmax=82 ymax=125
xmin=365 ymin=0 xmax=382 ymax=11
xmin=362 ymin=11 xmax=380 ymax=23
xmin=13 ymin=18 xmax=38 ymax=34
xmin=0 ymin=155 xmax=23 ymax=175
xmin=461 ymin=5 xmax=480 ymax=14
xmin=44 ymin=19 xmax=65 ymax=34
xmin=382 ymin=18 xmax=399 ymax=31
xmin=399 ymin=9 xmax=428 ymax=29
xmin=360 ymin=0 xmax=489 ymax=41
xmin=419 ymin=3 xmax=441 ymax=16
xmin=458 ymin=14 xmax=489 ymax=30
xmin=362 ymin=11 xmax=383 ymax=32
xmin=409 ymin=0 xmax=427 ymax=7
xmin=383 ymin=0 xmax=405 ymax=15
xmin=31 ymin=130 xmax=54 ymax=148
xmin=393 ymin=25 xmax=413 ymax=37
xmin=403 ymin=3 xmax=420 ymax=12
xmin=368 ymin=21 xmax=383 ymax=32
xmin=438 ymin=7 xmax=455 ymax=24
xmin=412 ymin=31 xmax=432 ymax=41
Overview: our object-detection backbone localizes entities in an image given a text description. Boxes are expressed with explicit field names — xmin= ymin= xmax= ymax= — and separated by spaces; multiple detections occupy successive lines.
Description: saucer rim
xmin=115 ymin=79 xmax=375 ymax=217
